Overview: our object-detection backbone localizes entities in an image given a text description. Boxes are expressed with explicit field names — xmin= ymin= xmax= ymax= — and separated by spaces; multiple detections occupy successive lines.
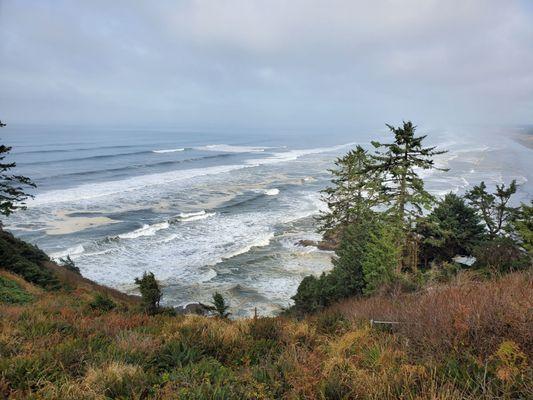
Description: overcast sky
xmin=1 ymin=0 xmax=532 ymax=131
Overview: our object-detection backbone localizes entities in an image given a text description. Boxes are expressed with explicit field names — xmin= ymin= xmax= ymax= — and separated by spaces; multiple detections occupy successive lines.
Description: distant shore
xmin=513 ymin=129 xmax=533 ymax=150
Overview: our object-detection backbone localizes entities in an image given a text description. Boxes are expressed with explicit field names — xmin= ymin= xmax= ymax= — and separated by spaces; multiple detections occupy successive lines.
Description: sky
xmin=1 ymin=0 xmax=532 ymax=131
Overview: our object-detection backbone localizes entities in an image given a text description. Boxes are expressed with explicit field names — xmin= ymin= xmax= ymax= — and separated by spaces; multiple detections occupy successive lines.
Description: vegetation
xmin=208 ymin=292 xmax=231 ymax=318
xmin=58 ymin=255 xmax=81 ymax=275
xmin=0 ymin=274 xmax=33 ymax=304
xmin=0 ymin=229 xmax=60 ymax=290
xmin=134 ymin=272 xmax=162 ymax=315
xmin=465 ymin=180 xmax=518 ymax=238
xmin=0 ymin=266 xmax=530 ymax=399
xmin=292 ymin=121 xmax=531 ymax=314
xmin=0 ymin=120 xmax=36 ymax=219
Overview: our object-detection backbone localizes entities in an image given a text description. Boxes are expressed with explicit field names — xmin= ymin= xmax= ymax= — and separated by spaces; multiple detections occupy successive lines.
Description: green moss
xmin=0 ymin=275 xmax=33 ymax=304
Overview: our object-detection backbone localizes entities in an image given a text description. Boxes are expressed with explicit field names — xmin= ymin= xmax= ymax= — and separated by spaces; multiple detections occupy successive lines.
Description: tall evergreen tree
xmin=361 ymin=223 xmax=401 ymax=295
xmin=417 ymin=193 xmax=486 ymax=263
xmin=0 ymin=121 xmax=36 ymax=220
xmin=317 ymin=145 xmax=384 ymax=236
xmin=330 ymin=220 xmax=374 ymax=298
xmin=512 ymin=201 xmax=532 ymax=255
xmin=370 ymin=121 xmax=447 ymax=225
xmin=465 ymin=180 xmax=518 ymax=238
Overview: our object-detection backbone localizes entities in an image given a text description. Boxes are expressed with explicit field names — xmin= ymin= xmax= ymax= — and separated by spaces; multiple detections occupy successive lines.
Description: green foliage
xmin=418 ymin=193 xmax=486 ymax=263
xmin=89 ymin=293 xmax=116 ymax=312
xmin=0 ymin=230 xmax=60 ymax=289
xmin=361 ymin=223 xmax=401 ymax=294
xmin=209 ymin=292 xmax=231 ymax=318
xmin=134 ymin=271 xmax=162 ymax=315
xmin=164 ymin=358 xmax=255 ymax=399
xmin=473 ymin=237 xmax=530 ymax=273
xmin=148 ymin=341 xmax=204 ymax=373
xmin=370 ymin=121 xmax=447 ymax=225
xmin=465 ymin=180 xmax=518 ymax=238
xmin=59 ymin=255 xmax=81 ymax=275
xmin=249 ymin=317 xmax=281 ymax=341
xmin=317 ymin=145 xmax=384 ymax=235
xmin=0 ymin=121 xmax=36 ymax=218
xmin=0 ymin=275 xmax=33 ymax=304
xmin=331 ymin=221 xmax=373 ymax=298
xmin=291 ymin=219 xmax=398 ymax=313
xmin=513 ymin=201 xmax=533 ymax=255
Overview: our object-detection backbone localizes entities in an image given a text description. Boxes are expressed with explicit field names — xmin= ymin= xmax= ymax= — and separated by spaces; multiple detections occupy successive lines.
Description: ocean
xmin=2 ymin=125 xmax=532 ymax=316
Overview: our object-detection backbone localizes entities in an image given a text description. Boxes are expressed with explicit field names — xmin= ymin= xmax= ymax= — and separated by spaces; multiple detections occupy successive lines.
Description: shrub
xmin=208 ymin=292 xmax=231 ymax=318
xmin=0 ymin=275 xmax=33 ymax=304
xmin=147 ymin=341 xmax=203 ymax=373
xmin=134 ymin=271 xmax=161 ymax=315
xmin=249 ymin=317 xmax=281 ymax=341
xmin=83 ymin=362 xmax=153 ymax=399
xmin=473 ymin=237 xmax=530 ymax=273
xmin=59 ymin=255 xmax=81 ymax=275
xmin=89 ymin=293 xmax=116 ymax=312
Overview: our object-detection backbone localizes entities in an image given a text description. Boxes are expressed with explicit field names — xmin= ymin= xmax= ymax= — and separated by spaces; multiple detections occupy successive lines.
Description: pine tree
xmin=209 ymin=292 xmax=230 ymax=318
xmin=317 ymin=145 xmax=384 ymax=236
xmin=134 ymin=272 xmax=162 ymax=314
xmin=361 ymin=223 xmax=401 ymax=295
xmin=370 ymin=121 xmax=447 ymax=225
xmin=512 ymin=201 xmax=533 ymax=255
xmin=465 ymin=180 xmax=518 ymax=238
xmin=330 ymin=220 xmax=373 ymax=297
xmin=417 ymin=193 xmax=486 ymax=263
xmin=0 ymin=121 xmax=36 ymax=220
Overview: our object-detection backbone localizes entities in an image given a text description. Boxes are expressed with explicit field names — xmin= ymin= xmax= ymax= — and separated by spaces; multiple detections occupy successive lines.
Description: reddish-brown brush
xmin=331 ymin=271 xmax=533 ymax=359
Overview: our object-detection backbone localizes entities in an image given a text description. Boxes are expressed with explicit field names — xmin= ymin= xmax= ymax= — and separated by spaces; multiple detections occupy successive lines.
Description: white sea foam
xmin=196 ymin=144 xmax=268 ymax=153
xmin=176 ymin=210 xmax=215 ymax=222
xmin=264 ymin=188 xmax=280 ymax=196
xmin=118 ymin=222 xmax=170 ymax=239
xmin=50 ymin=244 xmax=85 ymax=259
xmin=246 ymin=142 xmax=356 ymax=166
xmin=30 ymin=142 xmax=355 ymax=206
xmin=30 ymin=164 xmax=246 ymax=206
xmin=153 ymin=148 xmax=185 ymax=153
xmin=219 ymin=232 xmax=275 ymax=261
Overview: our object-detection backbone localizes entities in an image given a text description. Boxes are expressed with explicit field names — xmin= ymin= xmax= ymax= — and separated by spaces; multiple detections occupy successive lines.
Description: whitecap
xmin=50 ymin=244 xmax=85 ymax=260
xmin=153 ymin=148 xmax=185 ymax=153
xmin=118 ymin=221 xmax=170 ymax=239
xmin=263 ymin=188 xmax=280 ymax=196
xmin=195 ymin=144 xmax=268 ymax=153
xmin=219 ymin=232 xmax=275 ymax=261
xmin=175 ymin=210 xmax=215 ymax=222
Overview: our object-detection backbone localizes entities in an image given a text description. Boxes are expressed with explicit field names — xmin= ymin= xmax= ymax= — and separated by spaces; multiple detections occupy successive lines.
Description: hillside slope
xmin=0 ymin=236 xmax=531 ymax=399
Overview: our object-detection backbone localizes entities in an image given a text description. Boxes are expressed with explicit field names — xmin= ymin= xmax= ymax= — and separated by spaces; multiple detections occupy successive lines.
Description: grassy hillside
xmin=1 ymin=249 xmax=531 ymax=399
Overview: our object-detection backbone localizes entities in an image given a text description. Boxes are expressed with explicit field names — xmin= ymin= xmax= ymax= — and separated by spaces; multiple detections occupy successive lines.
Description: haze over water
xmin=3 ymin=125 xmax=531 ymax=316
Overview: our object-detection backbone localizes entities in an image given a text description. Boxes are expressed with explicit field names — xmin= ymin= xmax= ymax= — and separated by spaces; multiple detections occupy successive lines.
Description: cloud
xmin=0 ymin=0 xmax=532 ymax=129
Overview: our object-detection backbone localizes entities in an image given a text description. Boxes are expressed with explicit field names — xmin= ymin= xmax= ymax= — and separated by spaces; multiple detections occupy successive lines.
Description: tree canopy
xmin=0 ymin=121 xmax=36 ymax=219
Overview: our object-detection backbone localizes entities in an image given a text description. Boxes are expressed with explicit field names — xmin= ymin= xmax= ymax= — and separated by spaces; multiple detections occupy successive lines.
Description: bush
xmin=134 ymin=272 xmax=161 ymax=315
xmin=473 ymin=237 xmax=530 ymax=273
xmin=0 ymin=276 xmax=33 ymax=304
xmin=89 ymin=293 xmax=116 ymax=312
xmin=0 ymin=230 xmax=59 ymax=289
xmin=249 ymin=317 xmax=281 ymax=341
xmin=147 ymin=341 xmax=203 ymax=373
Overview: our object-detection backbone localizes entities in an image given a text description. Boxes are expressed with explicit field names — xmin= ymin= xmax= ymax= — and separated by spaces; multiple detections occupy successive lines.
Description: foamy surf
xmin=50 ymin=244 xmax=85 ymax=260
xmin=153 ymin=148 xmax=185 ymax=153
xmin=118 ymin=222 xmax=170 ymax=239
xmin=196 ymin=144 xmax=268 ymax=153
xmin=175 ymin=210 xmax=215 ymax=222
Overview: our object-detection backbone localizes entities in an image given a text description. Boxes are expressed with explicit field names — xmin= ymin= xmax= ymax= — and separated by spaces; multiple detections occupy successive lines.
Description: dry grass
xmin=331 ymin=270 xmax=533 ymax=359
xmin=0 ymin=268 xmax=531 ymax=399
